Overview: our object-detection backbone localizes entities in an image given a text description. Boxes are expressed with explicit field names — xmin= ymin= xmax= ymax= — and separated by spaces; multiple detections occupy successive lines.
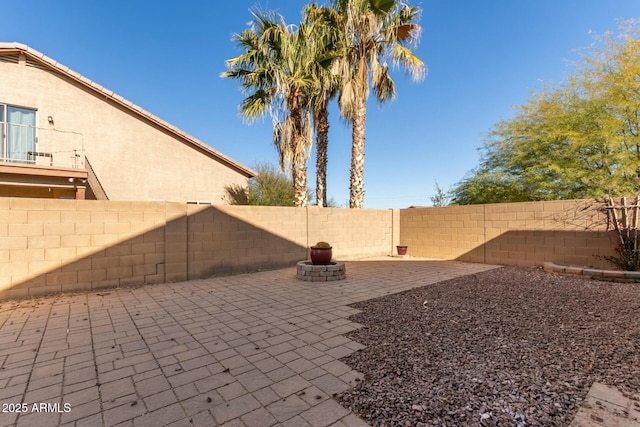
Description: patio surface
xmin=1 ymin=259 xmax=635 ymax=426
xmin=0 ymin=259 xmax=496 ymax=427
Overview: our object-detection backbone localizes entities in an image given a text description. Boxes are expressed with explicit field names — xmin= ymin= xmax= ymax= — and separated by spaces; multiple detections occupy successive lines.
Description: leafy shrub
xmin=602 ymin=235 xmax=640 ymax=271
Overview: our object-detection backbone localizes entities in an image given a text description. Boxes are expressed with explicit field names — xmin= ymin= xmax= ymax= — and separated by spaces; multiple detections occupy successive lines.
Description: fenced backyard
xmin=1 ymin=197 xmax=639 ymax=426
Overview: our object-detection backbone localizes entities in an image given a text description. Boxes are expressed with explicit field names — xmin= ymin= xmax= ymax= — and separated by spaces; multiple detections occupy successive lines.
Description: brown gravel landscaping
xmin=336 ymin=266 xmax=640 ymax=427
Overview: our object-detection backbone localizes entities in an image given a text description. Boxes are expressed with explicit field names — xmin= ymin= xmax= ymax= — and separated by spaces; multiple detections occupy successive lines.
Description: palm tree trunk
xmin=293 ymin=164 xmax=308 ymax=207
xmin=349 ymin=98 xmax=366 ymax=208
xmin=288 ymin=97 xmax=309 ymax=208
xmin=315 ymin=104 xmax=329 ymax=207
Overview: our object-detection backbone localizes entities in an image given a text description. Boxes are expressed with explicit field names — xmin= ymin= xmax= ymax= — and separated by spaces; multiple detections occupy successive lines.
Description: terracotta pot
xmin=310 ymin=246 xmax=333 ymax=265
xmin=396 ymin=245 xmax=408 ymax=256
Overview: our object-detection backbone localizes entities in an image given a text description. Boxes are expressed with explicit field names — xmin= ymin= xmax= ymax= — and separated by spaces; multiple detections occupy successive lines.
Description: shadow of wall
xmin=0 ymin=201 xmax=308 ymax=300
xmin=454 ymin=229 xmax=617 ymax=268
xmin=185 ymin=204 xmax=308 ymax=278
xmin=0 ymin=200 xmax=397 ymax=300
xmin=400 ymin=199 xmax=618 ymax=269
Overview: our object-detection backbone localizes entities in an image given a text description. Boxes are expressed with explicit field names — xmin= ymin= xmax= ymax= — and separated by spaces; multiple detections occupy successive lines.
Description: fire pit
xmin=296 ymin=260 xmax=346 ymax=282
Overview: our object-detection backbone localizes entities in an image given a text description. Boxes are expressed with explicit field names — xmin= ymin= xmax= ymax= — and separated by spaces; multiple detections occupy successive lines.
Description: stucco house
xmin=0 ymin=42 xmax=255 ymax=202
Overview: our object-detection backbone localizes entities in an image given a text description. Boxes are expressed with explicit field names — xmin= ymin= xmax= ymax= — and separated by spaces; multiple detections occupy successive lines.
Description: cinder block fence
xmin=400 ymin=199 xmax=616 ymax=268
xmin=0 ymin=197 xmax=619 ymax=300
xmin=0 ymin=198 xmax=398 ymax=300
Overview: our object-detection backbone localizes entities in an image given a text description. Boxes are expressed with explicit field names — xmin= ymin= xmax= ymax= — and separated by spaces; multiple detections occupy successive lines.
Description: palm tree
xmin=222 ymin=10 xmax=319 ymax=207
xmin=333 ymin=0 xmax=426 ymax=208
xmin=304 ymin=3 xmax=342 ymax=207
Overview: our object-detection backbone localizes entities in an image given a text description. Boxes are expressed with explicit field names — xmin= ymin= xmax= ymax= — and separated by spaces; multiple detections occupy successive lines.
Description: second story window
xmin=1 ymin=104 xmax=36 ymax=164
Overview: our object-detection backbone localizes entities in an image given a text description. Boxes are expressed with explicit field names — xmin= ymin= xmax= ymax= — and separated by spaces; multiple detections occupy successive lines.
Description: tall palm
xmin=304 ymin=4 xmax=343 ymax=207
xmin=333 ymin=0 xmax=426 ymax=208
xmin=222 ymin=10 xmax=319 ymax=207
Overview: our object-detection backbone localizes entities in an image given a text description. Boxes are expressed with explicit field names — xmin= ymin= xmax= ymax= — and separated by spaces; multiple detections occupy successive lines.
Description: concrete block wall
xmin=0 ymin=198 xmax=396 ymax=300
xmin=306 ymin=207 xmax=399 ymax=260
xmin=2 ymin=196 xmax=623 ymax=301
xmin=400 ymin=199 xmax=617 ymax=268
xmin=185 ymin=205 xmax=309 ymax=279
xmin=0 ymin=199 xmax=171 ymax=300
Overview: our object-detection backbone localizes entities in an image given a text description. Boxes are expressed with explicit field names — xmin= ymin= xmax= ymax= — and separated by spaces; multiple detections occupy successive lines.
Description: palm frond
xmin=392 ymin=45 xmax=426 ymax=81
xmin=240 ymin=90 xmax=271 ymax=122
xmin=369 ymin=0 xmax=395 ymax=16
xmin=374 ymin=67 xmax=396 ymax=102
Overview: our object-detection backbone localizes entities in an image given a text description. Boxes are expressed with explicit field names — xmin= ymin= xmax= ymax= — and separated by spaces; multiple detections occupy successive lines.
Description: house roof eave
xmin=0 ymin=42 xmax=256 ymax=178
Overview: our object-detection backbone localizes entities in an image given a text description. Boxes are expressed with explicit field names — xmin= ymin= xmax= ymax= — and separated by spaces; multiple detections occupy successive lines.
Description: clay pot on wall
xmin=396 ymin=245 xmax=408 ymax=256
xmin=310 ymin=241 xmax=333 ymax=265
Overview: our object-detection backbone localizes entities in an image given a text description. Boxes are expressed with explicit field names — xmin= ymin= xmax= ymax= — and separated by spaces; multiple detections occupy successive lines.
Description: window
xmin=0 ymin=104 xmax=36 ymax=163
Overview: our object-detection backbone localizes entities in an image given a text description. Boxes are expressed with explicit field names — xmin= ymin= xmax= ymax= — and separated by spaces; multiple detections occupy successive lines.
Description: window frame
xmin=0 ymin=103 xmax=38 ymax=163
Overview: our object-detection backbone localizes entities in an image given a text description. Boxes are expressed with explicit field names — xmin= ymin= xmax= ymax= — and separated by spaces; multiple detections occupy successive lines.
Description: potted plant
xmin=396 ymin=245 xmax=408 ymax=256
xmin=310 ymin=241 xmax=333 ymax=265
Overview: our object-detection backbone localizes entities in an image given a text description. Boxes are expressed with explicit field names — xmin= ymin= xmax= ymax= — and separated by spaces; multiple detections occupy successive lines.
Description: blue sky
xmin=3 ymin=1 xmax=640 ymax=208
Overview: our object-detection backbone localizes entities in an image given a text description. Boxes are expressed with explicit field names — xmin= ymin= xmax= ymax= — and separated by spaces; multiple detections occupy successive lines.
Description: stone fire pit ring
xmin=296 ymin=260 xmax=346 ymax=282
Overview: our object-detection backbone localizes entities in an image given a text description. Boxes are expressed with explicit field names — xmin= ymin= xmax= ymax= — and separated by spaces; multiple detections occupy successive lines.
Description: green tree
xmin=222 ymin=10 xmax=320 ymax=207
xmin=225 ymin=163 xmax=296 ymax=206
xmin=452 ymin=25 xmax=640 ymax=205
xmin=430 ymin=180 xmax=450 ymax=207
xmin=332 ymin=0 xmax=425 ymax=208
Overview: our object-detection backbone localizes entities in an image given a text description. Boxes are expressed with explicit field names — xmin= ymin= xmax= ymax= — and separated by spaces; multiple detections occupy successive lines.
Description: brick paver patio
xmin=570 ymin=382 xmax=640 ymax=427
xmin=0 ymin=259 xmax=496 ymax=427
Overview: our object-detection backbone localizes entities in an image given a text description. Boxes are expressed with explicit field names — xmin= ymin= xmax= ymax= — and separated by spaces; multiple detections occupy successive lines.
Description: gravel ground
xmin=336 ymin=266 xmax=640 ymax=427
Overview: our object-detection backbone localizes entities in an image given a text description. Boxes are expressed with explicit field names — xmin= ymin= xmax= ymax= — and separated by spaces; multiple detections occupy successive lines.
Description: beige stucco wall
xmin=400 ymin=199 xmax=617 ymax=268
xmin=0 ymin=198 xmax=396 ymax=300
xmin=0 ymin=58 xmax=249 ymax=202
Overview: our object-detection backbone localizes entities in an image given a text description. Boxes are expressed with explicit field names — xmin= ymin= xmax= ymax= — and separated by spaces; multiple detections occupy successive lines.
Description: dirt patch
xmin=336 ymin=266 xmax=640 ymax=426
